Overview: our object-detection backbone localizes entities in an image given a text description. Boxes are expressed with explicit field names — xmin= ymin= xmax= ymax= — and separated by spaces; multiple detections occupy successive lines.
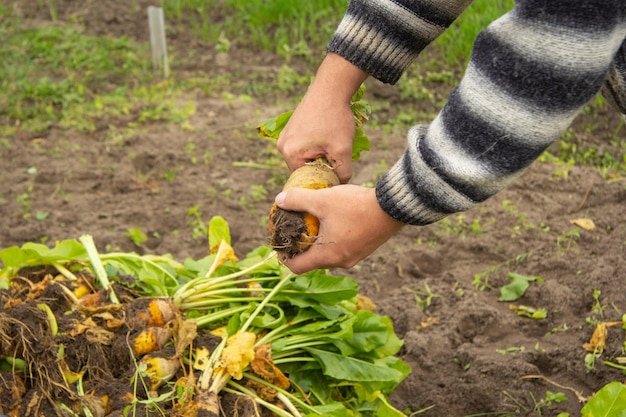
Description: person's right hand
xmin=277 ymin=53 xmax=369 ymax=183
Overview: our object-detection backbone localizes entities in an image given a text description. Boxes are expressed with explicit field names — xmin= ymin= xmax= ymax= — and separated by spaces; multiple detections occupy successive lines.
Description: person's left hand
xmin=273 ymin=184 xmax=404 ymax=274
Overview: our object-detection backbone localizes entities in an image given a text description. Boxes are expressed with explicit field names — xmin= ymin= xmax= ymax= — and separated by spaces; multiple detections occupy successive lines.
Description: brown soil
xmin=1 ymin=1 xmax=625 ymax=416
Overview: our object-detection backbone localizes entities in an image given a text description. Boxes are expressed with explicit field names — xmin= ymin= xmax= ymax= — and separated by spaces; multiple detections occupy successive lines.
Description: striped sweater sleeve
xmin=331 ymin=0 xmax=626 ymax=226
xmin=327 ymin=0 xmax=474 ymax=85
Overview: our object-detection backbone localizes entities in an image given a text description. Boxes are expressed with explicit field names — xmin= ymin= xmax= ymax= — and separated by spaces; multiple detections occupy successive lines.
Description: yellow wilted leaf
xmin=215 ymin=239 xmax=238 ymax=264
xmin=583 ymin=321 xmax=622 ymax=352
xmin=193 ymin=347 xmax=211 ymax=371
xmin=356 ymin=294 xmax=377 ymax=311
xmin=174 ymin=317 xmax=198 ymax=357
xmin=93 ymin=312 xmax=125 ymax=330
xmin=206 ymin=240 xmax=238 ymax=278
xmin=60 ymin=360 xmax=85 ymax=384
xmin=218 ymin=331 xmax=256 ymax=380
xmin=416 ymin=316 xmax=440 ymax=330
xmin=210 ymin=326 xmax=227 ymax=339
xmin=583 ymin=322 xmax=608 ymax=352
xmin=569 ymin=218 xmax=595 ymax=230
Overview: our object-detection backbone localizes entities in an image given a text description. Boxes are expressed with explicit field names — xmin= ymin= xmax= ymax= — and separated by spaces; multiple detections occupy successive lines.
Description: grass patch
xmin=0 ymin=18 xmax=150 ymax=133
xmin=0 ymin=16 xmax=228 ymax=136
xmin=162 ymin=0 xmax=346 ymax=57
xmin=433 ymin=0 xmax=515 ymax=66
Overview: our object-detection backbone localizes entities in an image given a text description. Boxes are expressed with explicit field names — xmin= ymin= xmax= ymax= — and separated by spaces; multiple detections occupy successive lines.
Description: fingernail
xmin=275 ymin=191 xmax=286 ymax=205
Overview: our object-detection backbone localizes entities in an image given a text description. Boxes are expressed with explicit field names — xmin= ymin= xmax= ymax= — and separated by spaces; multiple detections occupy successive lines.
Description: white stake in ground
xmin=148 ymin=6 xmax=169 ymax=78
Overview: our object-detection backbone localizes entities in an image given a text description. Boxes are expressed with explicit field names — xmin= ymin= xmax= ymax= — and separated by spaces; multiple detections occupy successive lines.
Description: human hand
xmin=277 ymin=89 xmax=356 ymax=183
xmin=273 ymin=185 xmax=404 ymax=274
xmin=277 ymin=53 xmax=368 ymax=183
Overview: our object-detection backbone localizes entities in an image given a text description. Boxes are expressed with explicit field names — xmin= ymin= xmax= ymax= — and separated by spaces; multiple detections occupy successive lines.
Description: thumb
xmin=274 ymin=188 xmax=318 ymax=213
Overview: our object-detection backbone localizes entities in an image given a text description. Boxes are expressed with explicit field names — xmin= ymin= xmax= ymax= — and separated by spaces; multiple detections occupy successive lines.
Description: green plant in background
xmin=556 ymin=227 xmax=580 ymax=252
xmin=496 ymin=346 xmax=525 ymax=355
xmin=16 ymin=167 xmax=38 ymax=219
xmin=531 ymin=391 xmax=568 ymax=416
xmin=125 ymin=227 xmax=148 ymax=246
xmin=162 ymin=0 xmax=346 ymax=57
xmin=432 ymin=0 xmax=515 ymax=67
xmin=0 ymin=16 xmax=205 ymax=137
xmin=186 ymin=204 xmax=209 ymax=240
xmin=509 ymin=305 xmax=547 ymax=320
xmin=498 ymin=273 xmax=543 ymax=302
xmin=409 ymin=283 xmax=441 ymax=312
xmin=590 ymin=289 xmax=607 ymax=317
xmin=239 ymin=184 xmax=269 ymax=209
xmin=434 ymin=213 xmax=485 ymax=238
xmin=473 ymin=252 xmax=532 ymax=291
xmin=0 ymin=21 xmax=147 ymax=133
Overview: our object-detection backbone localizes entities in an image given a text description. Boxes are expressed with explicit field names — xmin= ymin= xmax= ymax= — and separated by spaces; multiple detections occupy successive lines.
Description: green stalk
xmin=272 ymin=356 xmax=317 ymax=365
xmin=177 ymin=296 xmax=262 ymax=311
xmin=240 ymin=269 xmax=295 ymax=333
xmin=184 ymin=286 xmax=273 ymax=297
xmin=193 ymin=305 xmax=251 ymax=328
xmin=275 ymin=339 xmax=330 ymax=353
xmin=173 ymin=252 xmax=277 ymax=306
xmin=603 ymin=360 xmax=626 ymax=371
xmin=194 ymin=264 xmax=295 ymax=406
xmin=255 ymin=315 xmax=318 ymax=346
xmin=51 ymin=262 xmax=78 ymax=281
xmin=198 ymin=337 xmax=228 ymax=390
xmin=79 ymin=235 xmax=119 ymax=304
xmin=180 ymin=286 xmax=271 ymax=301
xmin=37 ymin=303 xmax=58 ymax=336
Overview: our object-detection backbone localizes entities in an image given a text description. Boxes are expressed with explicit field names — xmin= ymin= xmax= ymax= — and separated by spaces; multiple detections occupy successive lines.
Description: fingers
xmin=329 ymin=158 xmax=352 ymax=184
xmin=282 ymin=154 xmax=352 ymax=184
xmin=282 ymin=249 xmax=327 ymax=275
xmin=273 ymin=188 xmax=330 ymax=273
xmin=274 ymin=187 xmax=319 ymax=214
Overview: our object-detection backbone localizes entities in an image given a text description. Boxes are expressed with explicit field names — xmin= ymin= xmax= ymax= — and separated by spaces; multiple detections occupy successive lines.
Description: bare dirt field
xmin=1 ymin=1 xmax=625 ymax=416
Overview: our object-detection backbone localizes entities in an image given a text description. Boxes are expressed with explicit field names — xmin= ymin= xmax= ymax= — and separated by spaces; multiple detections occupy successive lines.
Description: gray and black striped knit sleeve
xmin=327 ymin=0 xmax=474 ymax=85
xmin=331 ymin=0 xmax=626 ymax=226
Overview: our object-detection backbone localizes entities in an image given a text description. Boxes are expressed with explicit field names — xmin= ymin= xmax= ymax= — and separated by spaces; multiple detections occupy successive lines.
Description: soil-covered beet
xmin=1 ymin=1 xmax=625 ymax=416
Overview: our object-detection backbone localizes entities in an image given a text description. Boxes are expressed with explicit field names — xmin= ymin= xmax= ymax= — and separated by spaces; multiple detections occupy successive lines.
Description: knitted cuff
xmin=327 ymin=24 xmax=410 ymax=85
xmin=326 ymin=0 xmax=443 ymax=85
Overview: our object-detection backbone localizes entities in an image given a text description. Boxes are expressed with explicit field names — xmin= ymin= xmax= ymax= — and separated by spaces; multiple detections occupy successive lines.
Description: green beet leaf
xmin=352 ymin=126 xmax=371 ymax=161
xmin=289 ymin=272 xmax=359 ymax=305
xmin=332 ymin=311 xmax=403 ymax=358
xmin=581 ymin=382 xmax=626 ymax=417
xmin=305 ymin=347 xmax=406 ymax=384
xmin=498 ymin=272 xmax=543 ymax=301
xmin=208 ymin=215 xmax=231 ymax=249
xmin=304 ymin=403 xmax=355 ymax=417
xmin=0 ymin=239 xmax=88 ymax=288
